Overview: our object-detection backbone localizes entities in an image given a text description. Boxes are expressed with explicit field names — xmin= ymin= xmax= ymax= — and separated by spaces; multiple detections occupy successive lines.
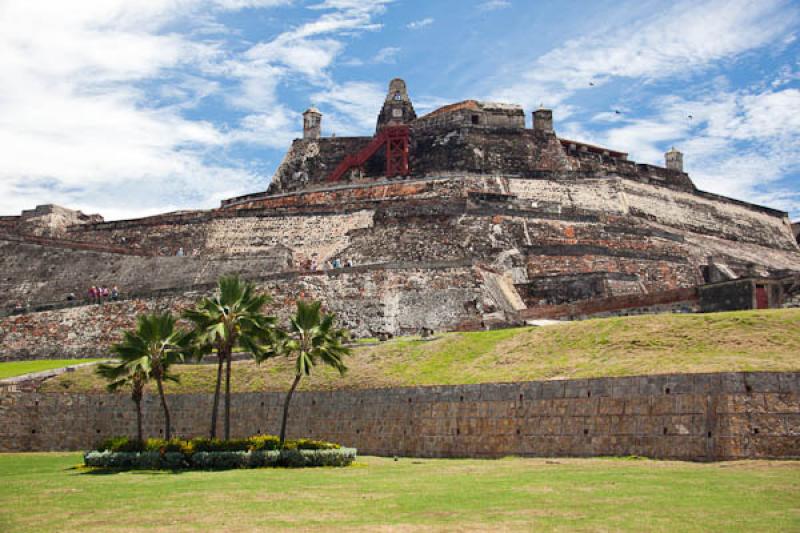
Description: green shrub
xmin=87 ymin=434 xmax=351 ymax=470
xmin=188 ymin=437 xmax=252 ymax=452
xmin=143 ymin=438 xmax=188 ymax=454
xmin=248 ymin=434 xmax=281 ymax=451
xmin=84 ymin=448 xmax=356 ymax=470
xmin=84 ymin=451 xmax=189 ymax=469
xmin=95 ymin=436 xmax=144 ymax=453
xmin=190 ymin=451 xmax=247 ymax=469
xmin=290 ymin=438 xmax=340 ymax=450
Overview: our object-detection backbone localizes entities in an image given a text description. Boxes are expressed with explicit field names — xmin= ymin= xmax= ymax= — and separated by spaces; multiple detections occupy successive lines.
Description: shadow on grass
xmin=67 ymin=465 xmax=192 ymax=476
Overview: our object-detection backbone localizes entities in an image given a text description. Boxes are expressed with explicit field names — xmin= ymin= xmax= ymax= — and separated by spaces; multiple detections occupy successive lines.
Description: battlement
xmin=268 ymin=79 xmax=697 ymax=196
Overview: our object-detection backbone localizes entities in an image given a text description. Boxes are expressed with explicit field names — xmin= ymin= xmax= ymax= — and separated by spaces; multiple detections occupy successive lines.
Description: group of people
xmin=302 ymin=257 xmax=355 ymax=271
xmin=86 ymin=285 xmax=120 ymax=304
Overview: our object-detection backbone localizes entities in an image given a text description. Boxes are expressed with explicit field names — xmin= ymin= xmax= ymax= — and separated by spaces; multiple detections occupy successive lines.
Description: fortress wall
xmin=288 ymin=265 xmax=482 ymax=336
xmin=204 ymin=210 xmax=374 ymax=261
xmin=0 ymin=264 xmax=483 ymax=360
xmin=0 ymin=295 xmax=196 ymax=360
xmin=0 ymin=239 xmax=291 ymax=310
xmin=682 ymin=233 xmax=800 ymax=273
xmin=66 ymin=213 xmax=211 ymax=255
xmin=270 ymin=137 xmax=373 ymax=193
xmin=620 ymin=181 xmax=797 ymax=250
xmin=507 ymin=178 xmax=627 ymax=214
xmin=2 ymin=372 xmax=798 ymax=460
xmin=507 ymin=177 xmax=797 ymax=250
xmin=524 ymin=252 xmax=700 ymax=292
xmin=226 ymin=179 xmax=445 ymax=210
xmin=411 ymin=129 xmax=573 ymax=178
xmin=519 ymin=287 xmax=700 ymax=320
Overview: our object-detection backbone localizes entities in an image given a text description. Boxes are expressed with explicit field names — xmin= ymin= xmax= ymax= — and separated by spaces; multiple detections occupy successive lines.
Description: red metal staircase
xmin=326 ymin=126 xmax=409 ymax=182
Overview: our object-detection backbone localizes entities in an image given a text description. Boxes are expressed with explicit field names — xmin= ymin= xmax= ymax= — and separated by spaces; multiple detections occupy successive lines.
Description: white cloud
xmin=478 ymin=1 xmax=511 ymax=11
xmin=0 ymin=0 xmax=393 ymax=219
xmin=373 ymin=46 xmax=400 ymax=64
xmin=311 ymin=81 xmax=386 ymax=134
xmin=213 ymin=0 xmax=290 ymax=8
xmin=489 ymin=0 xmax=798 ymax=110
xmin=406 ymin=17 xmax=434 ymax=30
xmin=580 ymin=87 xmax=800 ymax=214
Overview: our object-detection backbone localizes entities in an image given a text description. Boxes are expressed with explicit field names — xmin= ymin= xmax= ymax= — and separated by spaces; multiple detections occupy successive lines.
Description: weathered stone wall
xmin=204 ymin=210 xmax=374 ymax=261
xmin=413 ymin=100 xmax=526 ymax=131
xmin=2 ymin=372 xmax=797 ymax=460
xmin=0 ymin=238 xmax=291 ymax=310
xmin=518 ymin=287 xmax=699 ymax=320
xmin=3 ymin=175 xmax=798 ymax=359
xmin=0 ymin=263 xmax=484 ymax=360
xmin=65 ymin=210 xmax=212 ymax=255
xmin=266 ymin=116 xmax=697 ymax=195
xmin=0 ymin=295 xmax=197 ymax=360
xmin=268 ymin=137 xmax=373 ymax=193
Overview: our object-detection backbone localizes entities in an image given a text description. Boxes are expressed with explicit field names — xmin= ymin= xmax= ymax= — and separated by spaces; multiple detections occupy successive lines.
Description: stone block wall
xmin=0 ymin=262 xmax=484 ymax=360
xmin=0 ymin=238 xmax=291 ymax=310
xmin=2 ymin=372 xmax=797 ymax=460
xmin=518 ymin=287 xmax=699 ymax=320
xmin=0 ymin=295 xmax=196 ymax=360
xmin=204 ymin=210 xmax=374 ymax=261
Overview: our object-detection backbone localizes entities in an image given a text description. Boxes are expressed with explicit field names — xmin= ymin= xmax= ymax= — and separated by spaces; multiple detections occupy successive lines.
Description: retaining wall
xmin=1 ymin=372 xmax=797 ymax=460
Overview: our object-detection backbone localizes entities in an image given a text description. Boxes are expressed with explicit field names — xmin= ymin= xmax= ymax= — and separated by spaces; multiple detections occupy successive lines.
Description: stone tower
xmin=532 ymin=108 xmax=553 ymax=133
xmin=376 ymin=78 xmax=417 ymax=131
xmin=665 ymin=147 xmax=683 ymax=172
xmin=303 ymin=107 xmax=322 ymax=139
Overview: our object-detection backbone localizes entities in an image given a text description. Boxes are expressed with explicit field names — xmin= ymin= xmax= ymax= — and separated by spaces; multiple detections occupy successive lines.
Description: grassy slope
xmin=0 ymin=359 xmax=105 ymax=380
xmin=0 ymin=453 xmax=798 ymax=532
xmin=41 ymin=308 xmax=800 ymax=394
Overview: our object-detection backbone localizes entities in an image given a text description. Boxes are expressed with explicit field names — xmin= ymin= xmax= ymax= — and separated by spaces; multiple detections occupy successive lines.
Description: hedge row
xmin=95 ymin=435 xmax=340 ymax=454
xmin=84 ymin=448 xmax=357 ymax=470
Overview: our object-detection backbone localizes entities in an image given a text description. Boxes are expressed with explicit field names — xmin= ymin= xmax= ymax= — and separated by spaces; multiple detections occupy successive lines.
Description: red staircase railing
xmin=326 ymin=126 xmax=409 ymax=182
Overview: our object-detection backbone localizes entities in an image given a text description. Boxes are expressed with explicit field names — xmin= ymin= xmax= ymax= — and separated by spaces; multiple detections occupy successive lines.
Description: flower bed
xmin=83 ymin=435 xmax=356 ymax=469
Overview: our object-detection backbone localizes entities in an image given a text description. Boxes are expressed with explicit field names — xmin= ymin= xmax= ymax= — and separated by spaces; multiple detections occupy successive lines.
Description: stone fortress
xmin=2 ymin=78 xmax=800 ymax=360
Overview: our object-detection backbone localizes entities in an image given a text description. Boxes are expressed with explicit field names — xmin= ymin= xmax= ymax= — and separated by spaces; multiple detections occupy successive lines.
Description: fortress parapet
xmin=269 ymin=78 xmax=694 ymax=195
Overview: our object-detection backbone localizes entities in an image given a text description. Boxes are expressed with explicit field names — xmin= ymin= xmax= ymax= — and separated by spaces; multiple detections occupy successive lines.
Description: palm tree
xmin=107 ymin=312 xmax=190 ymax=440
xmin=96 ymin=363 xmax=147 ymax=443
xmin=263 ymin=300 xmax=350 ymax=447
xmin=183 ymin=276 xmax=275 ymax=440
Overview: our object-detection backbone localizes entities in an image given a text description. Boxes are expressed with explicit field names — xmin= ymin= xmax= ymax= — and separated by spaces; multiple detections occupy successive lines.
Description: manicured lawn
xmin=0 ymin=359 xmax=105 ymax=380
xmin=0 ymin=454 xmax=797 ymax=532
xmin=42 ymin=309 xmax=800 ymax=394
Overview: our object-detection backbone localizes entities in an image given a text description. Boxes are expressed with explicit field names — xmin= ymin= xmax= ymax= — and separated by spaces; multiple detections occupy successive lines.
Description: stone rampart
xmin=0 ymin=238 xmax=291 ymax=310
xmin=0 ymin=262 xmax=483 ymax=360
xmin=3 ymin=175 xmax=798 ymax=358
xmin=1 ymin=372 xmax=797 ymax=460
xmin=518 ymin=288 xmax=699 ymax=320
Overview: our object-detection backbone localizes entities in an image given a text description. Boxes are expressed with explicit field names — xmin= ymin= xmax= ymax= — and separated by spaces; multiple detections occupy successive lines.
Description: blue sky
xmin=1 ymin=0 xmax=799 ymax=220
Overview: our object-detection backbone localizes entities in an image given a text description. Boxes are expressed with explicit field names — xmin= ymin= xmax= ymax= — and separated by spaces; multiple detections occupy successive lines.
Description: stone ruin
xmin=1 ymin=78 xmax=800 ymax=359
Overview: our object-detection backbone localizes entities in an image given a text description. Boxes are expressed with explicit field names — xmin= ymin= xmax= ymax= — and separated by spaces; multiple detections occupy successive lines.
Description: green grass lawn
xmin=41 ymin=309 xmax=800 ymax=394
xmin=0 ymin=359 xmax=106 ymax=380
xmin=0 ymin=453 xmax=797 ymax=532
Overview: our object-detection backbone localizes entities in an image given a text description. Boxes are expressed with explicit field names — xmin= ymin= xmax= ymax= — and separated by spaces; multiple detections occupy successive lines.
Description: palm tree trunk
xmin=135 ymin=397 xmax=143 ymax=443
xmin=156 ymin=377 xmax=171 ymax=440
xmin=210 ymin=356 xmax=223 ymax=439
xmin=224 ymin=349 xmax=232 ymax=440
xmin=279 ymin=373 xmax=302 ymax=447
